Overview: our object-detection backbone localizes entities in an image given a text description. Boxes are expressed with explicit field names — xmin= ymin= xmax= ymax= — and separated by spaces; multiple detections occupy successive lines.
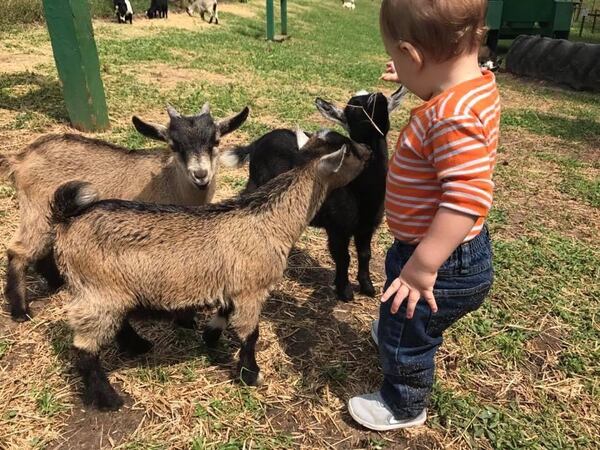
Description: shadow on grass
xmin=262 ymin=248 xmax=393 ymax=435
xmin=0 ymin=71 xmax=69 ymax=123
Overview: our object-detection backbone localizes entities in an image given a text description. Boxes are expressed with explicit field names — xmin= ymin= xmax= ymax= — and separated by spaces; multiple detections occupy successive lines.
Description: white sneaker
xmin=348 ymin=391 xmax=427 ymax=431
xmin=371 ymin=318 xmax=379 ymax=347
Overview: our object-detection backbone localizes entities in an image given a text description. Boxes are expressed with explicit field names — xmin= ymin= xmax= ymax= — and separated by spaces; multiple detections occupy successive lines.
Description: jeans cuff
xmin=380 ymin=380 xmax=429 ymax=420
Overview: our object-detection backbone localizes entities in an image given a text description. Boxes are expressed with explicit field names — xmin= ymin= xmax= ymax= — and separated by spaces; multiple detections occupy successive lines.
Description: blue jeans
xmin=378 ymin=227 xmax=493 ymax=419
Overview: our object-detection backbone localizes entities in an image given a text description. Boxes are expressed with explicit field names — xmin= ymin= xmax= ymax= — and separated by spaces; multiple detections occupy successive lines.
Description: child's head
xmin=380 ymin=0 xmax=487 ymax=97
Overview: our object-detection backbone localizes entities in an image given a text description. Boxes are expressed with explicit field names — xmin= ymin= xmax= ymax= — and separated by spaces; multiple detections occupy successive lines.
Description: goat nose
xmin=193 ymin=169 xmax=208 ymax=180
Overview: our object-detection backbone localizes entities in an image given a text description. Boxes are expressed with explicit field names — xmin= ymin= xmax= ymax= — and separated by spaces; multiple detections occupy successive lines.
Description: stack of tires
xmin=505 ymin=35 xmax=600 ymax=91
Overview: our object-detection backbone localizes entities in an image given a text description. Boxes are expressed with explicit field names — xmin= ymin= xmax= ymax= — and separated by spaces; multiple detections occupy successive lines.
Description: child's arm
xmin=381 ymin=208 xmax=476 ymax=318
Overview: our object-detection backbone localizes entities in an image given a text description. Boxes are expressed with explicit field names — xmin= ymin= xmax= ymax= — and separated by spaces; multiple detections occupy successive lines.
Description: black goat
xmin=147 ymin=0 xmax=168 ymax=19
xmin=222 ymin=87 xmax=408 ymax=301
xmin=114 ymin=0 xmax=133 ymax=24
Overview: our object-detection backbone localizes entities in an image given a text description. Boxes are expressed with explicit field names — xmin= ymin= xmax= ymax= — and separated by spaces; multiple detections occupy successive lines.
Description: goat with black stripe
xmin=114 ymin=0 xmax=133 ymax=24
xmin=222 ymin=88 xmax=408 ymax=301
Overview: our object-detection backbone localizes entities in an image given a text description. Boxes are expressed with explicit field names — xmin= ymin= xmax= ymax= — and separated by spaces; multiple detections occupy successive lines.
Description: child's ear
xmin=399 ymin=41 xmax=424 ymax=69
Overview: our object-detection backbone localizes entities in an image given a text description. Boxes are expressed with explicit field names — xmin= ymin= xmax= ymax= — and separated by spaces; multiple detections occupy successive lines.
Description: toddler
xmin=348 ymin=0 xmax=500 ymax=431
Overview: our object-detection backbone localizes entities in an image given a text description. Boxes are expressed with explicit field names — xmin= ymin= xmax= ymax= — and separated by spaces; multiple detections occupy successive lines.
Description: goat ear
xmin=317 ymin=145 xmax=348 ymax=176
xmin=200 ymin=102 xmax=211 ymax=116
xmin=132 ymin=116 xmax=168 ymax=142
xmin=217 ymin=107 xmax=250 ymax=136
xmin=315 ymin=98 xmax=348 ymax=129
xmin=295 ymin=126 xmax=310 ymax=149
xmin=387 ymin=86 xmax=409 ymax=114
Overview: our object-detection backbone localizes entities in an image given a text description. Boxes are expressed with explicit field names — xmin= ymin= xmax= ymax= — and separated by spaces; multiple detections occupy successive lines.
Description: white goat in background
xmin=185 ymin=0 xmax=219 ymax=24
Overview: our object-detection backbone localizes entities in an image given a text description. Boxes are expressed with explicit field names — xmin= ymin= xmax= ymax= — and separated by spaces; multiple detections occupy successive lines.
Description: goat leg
xmin=229 ymin=298 xmax=263 ymax=386
xmin=203 ymin=304 xmax=233 ymax=347
xmin=74 ymin=348 xmax=123 ymax=411
xmin=354 ymin=229 xmax=376 ymax=297
xmin=34 ymin=250 xmax=64 ymax=292
xmin=326 ymin=231 xmax=354 ymax=301
xmin=116 ymin=320 xmax=153 ymax=356
xmin=238 ymin=326 xmax=261 ymax=386
xmin=5 ymin=249 xmax=31 ymax=321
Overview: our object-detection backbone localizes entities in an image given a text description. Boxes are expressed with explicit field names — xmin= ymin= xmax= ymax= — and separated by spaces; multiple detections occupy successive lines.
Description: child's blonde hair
xmin=380 ymin=0 xmax=487 ymax=62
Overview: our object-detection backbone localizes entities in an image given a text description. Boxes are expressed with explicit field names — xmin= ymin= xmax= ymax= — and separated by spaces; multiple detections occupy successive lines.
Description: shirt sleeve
xmin=423 ymin=116 xmax=494 ymax=218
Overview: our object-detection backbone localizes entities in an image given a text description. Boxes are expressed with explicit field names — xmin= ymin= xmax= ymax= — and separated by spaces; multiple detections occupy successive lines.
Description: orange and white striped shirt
xmin=386 ymin=70 xmax=500 ymax=243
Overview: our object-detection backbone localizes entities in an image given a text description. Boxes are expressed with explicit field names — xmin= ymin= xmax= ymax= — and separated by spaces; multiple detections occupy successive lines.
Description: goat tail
xmin=220 ymin=144 xmax=252 ymax=168
xmin=51 ymin=181 xmax=99 ymax=224
xmin=0 ymin=154 xmax=14 ymax=181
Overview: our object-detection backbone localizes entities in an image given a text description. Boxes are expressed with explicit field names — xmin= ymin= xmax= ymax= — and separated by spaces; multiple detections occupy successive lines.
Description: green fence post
xmin=42 ymin=0 xmax=109 ymax=131
xmin=266 ymin=0 xmax=275 ymax=40
xmin=281 ymin=0 xmax=288 ymax=36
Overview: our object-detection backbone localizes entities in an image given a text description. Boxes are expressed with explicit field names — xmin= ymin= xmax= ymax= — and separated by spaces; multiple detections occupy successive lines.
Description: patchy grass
xmin=34 ymin=386 xmax=67 ymax=417
xmin=0 ymin=1 xmax=599 ymax=449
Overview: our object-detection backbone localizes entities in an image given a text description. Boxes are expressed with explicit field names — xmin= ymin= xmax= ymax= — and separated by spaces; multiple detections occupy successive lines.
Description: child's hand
xmin=380 ymin=60 xmax=400 ymax=83
xmin=381 ymin=256 xmax=438 ymax=319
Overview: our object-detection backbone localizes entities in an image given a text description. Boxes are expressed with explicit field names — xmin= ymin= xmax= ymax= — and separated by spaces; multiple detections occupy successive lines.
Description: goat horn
xmin=166 ymin=104 xmax=181 ymax=120
xmin=296 ymin=126 xmax=310 ymax=149
xmin=200 ymin=102 xmax=211 ymax=115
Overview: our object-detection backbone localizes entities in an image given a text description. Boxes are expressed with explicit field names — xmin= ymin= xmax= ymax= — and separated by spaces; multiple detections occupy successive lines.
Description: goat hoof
xmin=10 ymin=307 xmax=31 ymax=322
xmin=336 ymin=285 xmax=354 ymax=302
xmin=202 ymin=327 xmax=222 ymax=348
xmin=240 ymin=368 xmax=262 ymax=386
xmin=85 ymin=385 xmax=124 ymax=411
xmin=359 ymin=280 xmax=376 ymax=297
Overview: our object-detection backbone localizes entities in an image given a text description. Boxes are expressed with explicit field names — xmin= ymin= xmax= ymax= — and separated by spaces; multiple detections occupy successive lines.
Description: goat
xmin=50 ymin=131 xmax=370 ymax=410
xmin=114 ymin=0 xmax=133 ymax=24
xmin=147 ymin=0 xmax=168 ymax=19
xmin=186 ymin=0 xmax=219 ymax=24
xmin=222 ymin=87 xmax=408 ymax=301
xmin=478 ymin=46 xmax=501 ymax=72
xmin=0 ymin=104 xmax=249 ymax=322
xmin=342 ymin=0 xmax=356 ymax=10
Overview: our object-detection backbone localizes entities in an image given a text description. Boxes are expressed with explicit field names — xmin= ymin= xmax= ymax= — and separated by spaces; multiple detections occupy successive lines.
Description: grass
xmin=0 ymin=1 xmax=599 ymax=449
xmin=0 ymin=339 xmax=10 ymax=359
xmin=34 ymin=386 xmax=66 ymax=417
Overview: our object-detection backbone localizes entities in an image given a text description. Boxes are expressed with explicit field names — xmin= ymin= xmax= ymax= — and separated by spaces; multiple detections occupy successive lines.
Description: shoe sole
xmin=348 ymin=400 xmax=427 ymax=431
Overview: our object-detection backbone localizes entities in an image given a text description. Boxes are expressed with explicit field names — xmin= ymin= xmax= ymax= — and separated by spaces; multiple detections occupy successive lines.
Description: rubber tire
xmin=505 ymin=35 xmax=600 ymax=91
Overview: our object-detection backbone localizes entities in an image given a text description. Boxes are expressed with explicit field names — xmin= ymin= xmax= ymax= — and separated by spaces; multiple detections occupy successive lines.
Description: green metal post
xmin=42 ymin=0 xmax=109 ymax=131
xmin=281 ymin=0 xmax=288 ymax=36
xmin=266 ymin=0 xmax=275 ymax=40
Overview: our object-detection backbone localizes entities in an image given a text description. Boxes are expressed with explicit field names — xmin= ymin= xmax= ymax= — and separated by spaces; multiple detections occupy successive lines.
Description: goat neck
xmin=253 ymin=163 xmax=328 ymax=248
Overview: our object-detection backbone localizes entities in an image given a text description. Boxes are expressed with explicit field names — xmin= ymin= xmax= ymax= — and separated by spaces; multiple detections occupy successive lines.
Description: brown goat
xmin=0 ymin=104 xmax=249 ymax=322
xmin=50 ymin=131 xmax=370 ymax=410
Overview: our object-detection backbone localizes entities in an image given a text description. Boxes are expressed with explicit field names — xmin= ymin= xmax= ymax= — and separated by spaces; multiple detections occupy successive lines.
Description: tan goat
xmin=0 ymin=104 xmax=249 ymax=322
xmin=50 ymin=131 xmax=370 ymax=411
